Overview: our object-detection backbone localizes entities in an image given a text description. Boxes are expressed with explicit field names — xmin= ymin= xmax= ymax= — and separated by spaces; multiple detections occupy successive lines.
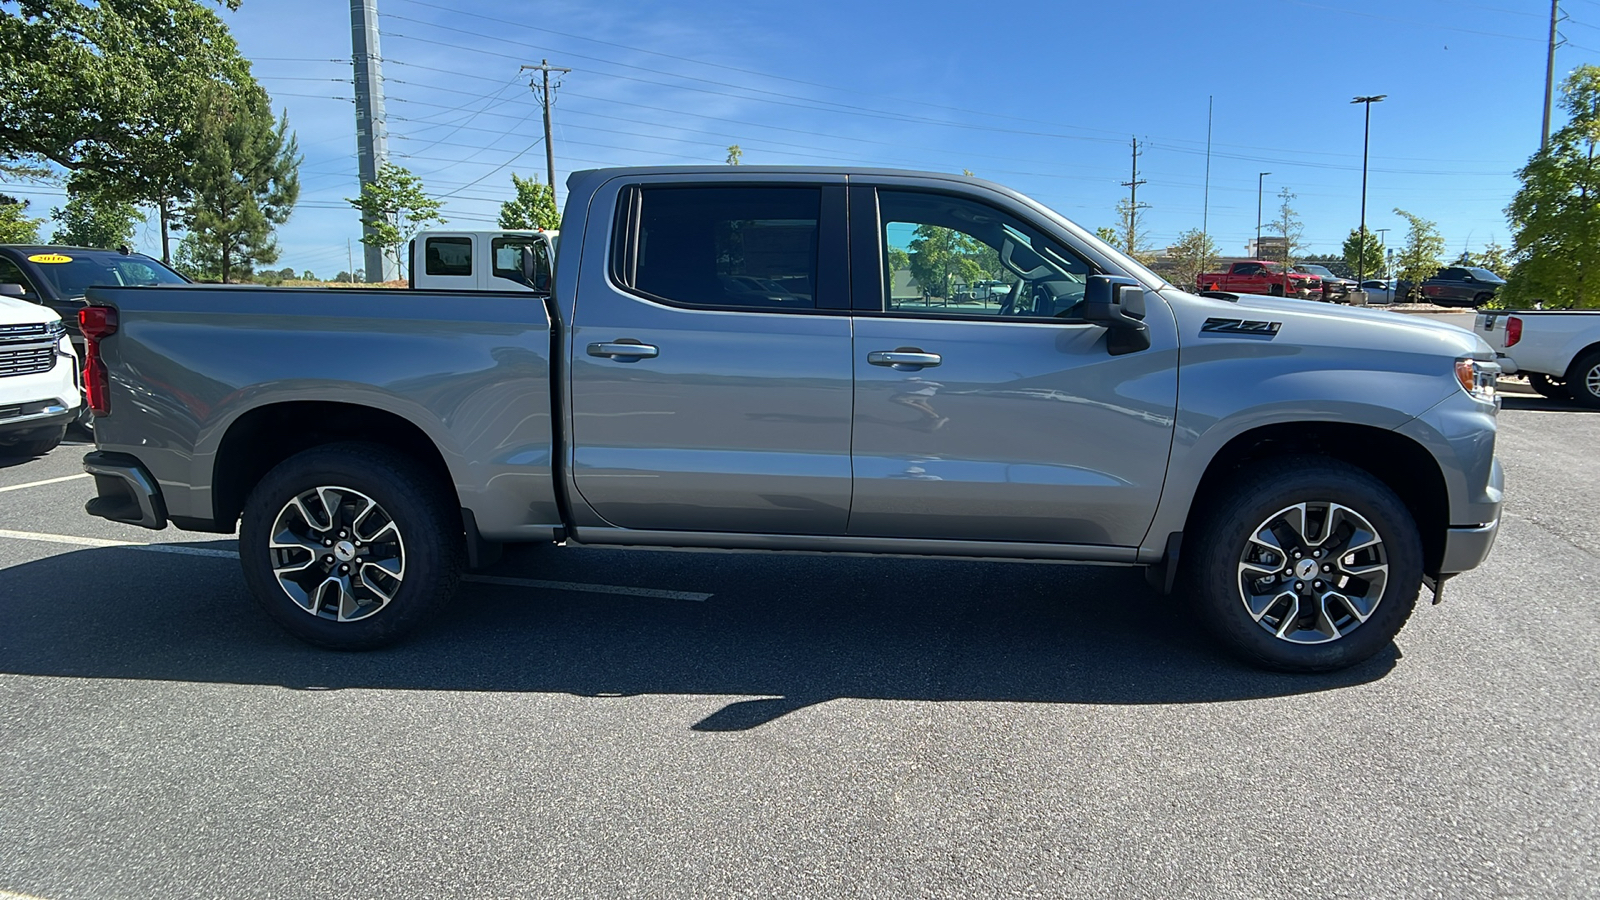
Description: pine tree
xmin=180 ymin=84 xmax=300 ymax=282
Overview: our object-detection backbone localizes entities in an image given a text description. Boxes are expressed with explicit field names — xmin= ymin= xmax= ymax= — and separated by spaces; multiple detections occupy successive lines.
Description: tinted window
xmin=877 ymin=190 xmax=1092 ymax=319
xmin=627 ymin=186 xmax=818 ymax=309
xmin=1467 ymin=267 xmax=1505 ymax=283
xmin=491 ymin=237 xmax=551 ymax=291
xmin=27 ymin=252 xmax=185 ymax=297
xmin=424 ymin=237 xmax=472 ymax=277
xmin=0 ymin=257 xmax=40 ymax=298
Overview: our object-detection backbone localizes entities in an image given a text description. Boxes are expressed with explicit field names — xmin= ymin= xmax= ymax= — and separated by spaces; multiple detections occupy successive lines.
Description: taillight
xmin=1505 ymin=316 xmax=1522 ymax=348
xmin=78 ymin=306 xmax=118 ymax=415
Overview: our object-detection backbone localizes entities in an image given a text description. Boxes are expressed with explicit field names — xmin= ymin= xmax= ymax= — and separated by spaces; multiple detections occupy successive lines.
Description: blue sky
xmin=10 ymin=0 xmax=1597 ymax=275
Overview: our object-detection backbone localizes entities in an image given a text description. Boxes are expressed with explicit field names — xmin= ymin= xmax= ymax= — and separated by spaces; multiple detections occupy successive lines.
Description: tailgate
xmin=1475 ymin=310 xmax=1512 ymax=352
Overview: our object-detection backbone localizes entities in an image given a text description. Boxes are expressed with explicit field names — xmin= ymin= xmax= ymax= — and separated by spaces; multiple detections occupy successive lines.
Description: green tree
xmin=0 ymin=0 xmax=259 ymax=262
xmin=725 ymin=144 xmax=742 ymax=166
xmin=1164 ymin=228 xmax=1218 ymax=290
xmin=497 ymin=173 xmax=559 ymax=230
xmin=50 ymin=178 xmax=143 ymax=248
xmin=1505 ymin=65 xmax=1600 ymax=308
xmin=181 ymin=84 xmax=300 ymax=282
xmin=1341 ymin=227 xmax=1385 ymax=280
xmin=0 ymin=193 xmax=42 ymax=243
xmin=301 ymin=269 xmax=315 ymax=281
xmin=1269 ymin=187 xmax=1306 ymax=266
xmin=907 ymin=225 xmax=982 ymax=299
xmin=173 ymin=231 xmax=219 ymax=281
xmin=1393 ymin=208 xmax=1446 ymax=300
xmin=1093 ymin=226 xmax=1120 ymax=245
xmin=1475 ymin=238 xmax=1512 ymax=276
xmin=1113 ymin=198 xmax=1155 ymax=263
xmin=348 ymin=164 xmax=444 ymax=281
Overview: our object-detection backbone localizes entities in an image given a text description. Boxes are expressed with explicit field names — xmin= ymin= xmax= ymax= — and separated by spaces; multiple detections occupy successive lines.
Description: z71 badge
xmin=1201 ymin=317 xmax=1281 ymax=336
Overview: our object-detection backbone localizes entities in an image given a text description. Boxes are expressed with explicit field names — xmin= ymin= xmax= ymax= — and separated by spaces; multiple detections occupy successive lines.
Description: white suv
xmin=0 ymin=286 xmax=80 ymax=456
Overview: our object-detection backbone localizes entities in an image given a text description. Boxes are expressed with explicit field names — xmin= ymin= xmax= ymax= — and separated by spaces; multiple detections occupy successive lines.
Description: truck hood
xmin=0 ymin=295 xmax=62 ymax=327
xmin=1222 ymin=288 xmax=1497 ymax=355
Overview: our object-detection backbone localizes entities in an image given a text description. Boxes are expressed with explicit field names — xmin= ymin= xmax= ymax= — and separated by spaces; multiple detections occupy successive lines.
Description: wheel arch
xmin=1562 ymin=339 xmax=1600 ymax=382
xmin=210 ymin=401 xmax=456 ymax=532
xmin=1180 ymin=422 xmax=1450 ymax=577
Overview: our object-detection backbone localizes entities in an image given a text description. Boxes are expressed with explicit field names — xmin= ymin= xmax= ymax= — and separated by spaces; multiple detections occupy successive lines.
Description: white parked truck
xmin=407 ymin=229 xmax=556 ymax=293
xmin=0 ymin=285 xmax=80 ymax=455
xmin=1476 ymin=309 xmax=1600 ymax=408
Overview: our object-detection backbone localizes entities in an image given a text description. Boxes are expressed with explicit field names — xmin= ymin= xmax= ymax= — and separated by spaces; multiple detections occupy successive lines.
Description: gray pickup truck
xmin=77 ymin=167 xmax=1504 ymax=672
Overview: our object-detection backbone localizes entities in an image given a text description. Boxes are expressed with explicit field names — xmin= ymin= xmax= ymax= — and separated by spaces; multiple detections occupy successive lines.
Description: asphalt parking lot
xmin=1 ymin=394 xmax=1597 ymax=899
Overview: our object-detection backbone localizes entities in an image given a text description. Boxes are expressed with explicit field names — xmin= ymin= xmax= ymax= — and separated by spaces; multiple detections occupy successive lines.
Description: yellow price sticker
xmin=27 ymin=253 xmax=72 ymax=264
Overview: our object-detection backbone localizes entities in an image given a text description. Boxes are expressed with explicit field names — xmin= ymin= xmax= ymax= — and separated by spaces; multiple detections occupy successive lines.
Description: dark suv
xmin=1412 ymin=266 xmax=1505 ymax=308
xmin=0 ymin=246 xmax=188 ymax=353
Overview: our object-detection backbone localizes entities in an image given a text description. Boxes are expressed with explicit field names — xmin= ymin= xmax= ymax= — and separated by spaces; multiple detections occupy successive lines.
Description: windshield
xmin=29 ymin=251 xmax=187 ymax=298
xmin=1297 ymin=265 xmax=1334 ymax=278
xmin=1466 ymin=267 xmax=1505 ymax=284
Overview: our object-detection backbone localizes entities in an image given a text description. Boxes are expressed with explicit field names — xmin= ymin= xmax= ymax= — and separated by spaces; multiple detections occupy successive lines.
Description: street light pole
xmin=1352 ymin=95 xmax=1387 ymax=291
xmin=1257 ymin=172 xmax=1271 ymax=255
xmin=1374 ymin=228 xmax=1390 ymax=278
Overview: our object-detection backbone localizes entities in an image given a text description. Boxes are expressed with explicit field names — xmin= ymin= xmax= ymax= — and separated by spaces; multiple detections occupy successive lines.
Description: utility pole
xmin=1203 ymin=96 xmax=1213 ymax=242
xmin=1256 ymin=172 xmax=1271 ymax=255
xmin=350 ymin=0 xmax=395 ymax=283
xmin=521 ymin=59 xmax=572 ymax=205
xmin=1120 ymin=137 xmax=1149 ymax=256
xmin=1375 ymin=228 xmax=1390 ymax=278
xmin=1352 ymin=95 xmax=1386 ymax=290
xmin=1544 ymin=0 xmax=1561 ymax=150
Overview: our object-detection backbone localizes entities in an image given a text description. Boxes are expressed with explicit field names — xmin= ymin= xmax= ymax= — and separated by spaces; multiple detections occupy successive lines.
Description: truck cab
xmin=407 ymin=230 xmax=557 ymax=293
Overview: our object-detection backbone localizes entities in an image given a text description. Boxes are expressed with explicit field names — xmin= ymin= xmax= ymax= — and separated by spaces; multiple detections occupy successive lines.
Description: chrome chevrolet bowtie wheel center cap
xmin=333 ymin=540 xmax=356 ymax=562
xmin=1294 ymin=558 xmax=1320 ymax=581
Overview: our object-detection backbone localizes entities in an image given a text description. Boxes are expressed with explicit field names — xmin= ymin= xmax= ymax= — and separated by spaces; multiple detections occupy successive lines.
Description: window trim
xmin=606 ymin=181 xmax=850 ymax=316
xmin=854 ymin=185 xmax=1103 ymax=325
xmin=490 ymin=235 xmax=553 ymax=291
xmin=423 ymin=235 xmax=474 ymax=278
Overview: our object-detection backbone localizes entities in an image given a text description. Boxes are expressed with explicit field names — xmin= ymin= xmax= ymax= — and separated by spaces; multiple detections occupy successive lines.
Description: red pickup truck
xmin=1196 ymin=260 xmax=1322 ymax=299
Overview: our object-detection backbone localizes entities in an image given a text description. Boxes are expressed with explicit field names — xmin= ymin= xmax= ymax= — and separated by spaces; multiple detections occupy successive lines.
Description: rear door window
xmin=424 ymin=237 xmax=473 ymax=277
xmin=619 ymin=186 xmax=820 ymax=310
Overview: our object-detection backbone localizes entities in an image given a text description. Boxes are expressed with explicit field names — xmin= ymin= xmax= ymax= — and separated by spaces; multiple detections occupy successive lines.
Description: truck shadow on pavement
xmin=0 ymin=542 xmax=1396 ymax=730
xmin=1500 ymin=395 xmax=1599 ymax=413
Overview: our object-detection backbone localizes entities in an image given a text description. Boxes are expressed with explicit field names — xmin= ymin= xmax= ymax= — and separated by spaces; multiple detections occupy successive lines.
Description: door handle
xmin=868 ymin=349 xmax=942 ymax=370
xmin=587 ymin=340 xmax=659 ymax=361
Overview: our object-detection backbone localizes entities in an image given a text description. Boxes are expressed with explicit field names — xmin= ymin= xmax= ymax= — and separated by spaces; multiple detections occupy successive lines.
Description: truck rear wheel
xmin=1567 ymin=348 xmax=1600 ymax=410
xmin=238 ymin=442 xmax=463 ymax=649
xmin=1528 ymin=373 xmax=1569 ymax=401
xmin=1184 ymin=457 xmax=1421 ymax=672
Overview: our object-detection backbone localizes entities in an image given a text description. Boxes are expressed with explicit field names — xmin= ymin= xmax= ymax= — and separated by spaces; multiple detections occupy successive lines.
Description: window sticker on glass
xmin=28 ymin=254 xmax=72 ymax=264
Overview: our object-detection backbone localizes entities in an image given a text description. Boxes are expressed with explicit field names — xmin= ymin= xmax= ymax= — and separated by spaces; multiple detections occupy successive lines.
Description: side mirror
xmin=1082 ymin=275 xmax=1151 ymax=356
xmin=0 ymin=284 xmax=24 ymax=297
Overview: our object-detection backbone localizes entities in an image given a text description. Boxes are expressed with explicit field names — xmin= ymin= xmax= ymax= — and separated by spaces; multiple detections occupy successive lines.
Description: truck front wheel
xmin=1269 ymin=285 xmax=1284 ymax=297
xmin=238 ymin=442 xmax=463 ymax=649
xmin=1184 ymin=458 xmax=1422 ymax=672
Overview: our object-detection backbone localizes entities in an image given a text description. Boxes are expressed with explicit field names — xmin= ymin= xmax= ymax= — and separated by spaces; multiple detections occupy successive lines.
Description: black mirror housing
xmin=1083 ymin=275 xmax=1151 ymax=356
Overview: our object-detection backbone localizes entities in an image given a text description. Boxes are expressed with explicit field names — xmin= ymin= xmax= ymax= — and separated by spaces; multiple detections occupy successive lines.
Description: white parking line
xmin=0 ymin=529 xmax=711 ymax=601
xmin=0 ymin=473 xmax=91 ymax=493
xmin=0 ymin=528 xmax=237 ymax=558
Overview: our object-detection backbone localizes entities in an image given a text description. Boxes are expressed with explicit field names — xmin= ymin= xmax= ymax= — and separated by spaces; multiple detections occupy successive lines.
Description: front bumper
xmin=1440 ymin=519 xmax=1500 ymax=574
xmin=0 ymin=401 xmax=73 ymax=442
xmin=83 ymin=450 xmax=168 ymax=530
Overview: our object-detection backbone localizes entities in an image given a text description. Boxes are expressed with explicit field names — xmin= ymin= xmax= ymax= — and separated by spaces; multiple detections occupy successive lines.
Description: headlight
xmin=1455 ymin=357 xmax=1498 ymax=403
xmin=45 ymin=319 xmax=67 ymax=337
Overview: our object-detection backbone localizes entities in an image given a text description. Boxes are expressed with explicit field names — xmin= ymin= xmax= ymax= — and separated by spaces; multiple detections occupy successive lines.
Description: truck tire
xmin=1183 ymin=457 xmax=1422 ymax=672
xmin=1269 ymin=285 xmax=1284 ymax=297
xmin=1528 ymin=373 xmax=1570 ymax=401
xmin=238 ymin=442 xmax=464 ymax=650
xmin=1567 ymin=348 xmax=1600 ymax=410
xmin=1 ymin=424 xmax=67 ymax=457
xmin=1473 ymin=292 xmax=1494 ymax=307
